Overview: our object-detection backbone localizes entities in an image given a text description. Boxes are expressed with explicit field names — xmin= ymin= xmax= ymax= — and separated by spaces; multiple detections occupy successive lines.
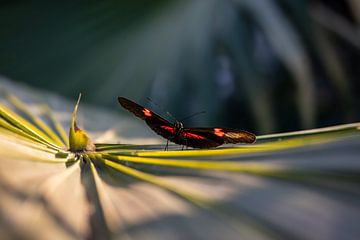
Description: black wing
xmin=118 ymin=97 xmax=256 ymax=149
xmin=118 ymin=97 xmax=176 ymax=140
xmin=178 ymin=128 xmax=256 ymax=148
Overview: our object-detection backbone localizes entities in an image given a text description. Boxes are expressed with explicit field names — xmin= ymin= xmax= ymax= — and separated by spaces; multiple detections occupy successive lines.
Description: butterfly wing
xmin=118 ymin=97 xmax=256 ymax=148
xmin=118 ymin=97 xmax=175 ymax=140
xmin=179 ymin=128 xmax=256 ymax=148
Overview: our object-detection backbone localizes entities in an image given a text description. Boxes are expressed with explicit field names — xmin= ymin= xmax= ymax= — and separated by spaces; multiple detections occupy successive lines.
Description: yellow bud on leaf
xmin=69 ymin=94 xmax=95 ymax=152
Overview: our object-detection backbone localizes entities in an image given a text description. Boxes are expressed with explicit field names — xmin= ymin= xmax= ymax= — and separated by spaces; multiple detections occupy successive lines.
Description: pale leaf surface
xmin=0 ymin=77 xmax=359 ymax=240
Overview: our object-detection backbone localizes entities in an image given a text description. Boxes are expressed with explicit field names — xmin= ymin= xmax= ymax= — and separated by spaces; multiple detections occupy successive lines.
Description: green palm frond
xmin=1 ymin=80 xmax=360 ymax=239
xmin=1 ymin=1 xmax=358 ymax=133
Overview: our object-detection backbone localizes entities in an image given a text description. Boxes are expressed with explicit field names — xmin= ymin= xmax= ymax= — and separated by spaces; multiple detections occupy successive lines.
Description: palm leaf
xmin=1 ymin=80 xmax=360 ymax=239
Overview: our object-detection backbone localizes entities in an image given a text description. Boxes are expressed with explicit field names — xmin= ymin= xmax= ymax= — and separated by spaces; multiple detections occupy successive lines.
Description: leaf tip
xmin=69 ymin=93 xmax=95 ymax=152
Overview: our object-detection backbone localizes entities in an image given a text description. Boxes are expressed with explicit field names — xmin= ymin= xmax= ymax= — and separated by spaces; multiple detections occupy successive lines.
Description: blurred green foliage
xmin=0 ymin=0 xmax=359 ymax=133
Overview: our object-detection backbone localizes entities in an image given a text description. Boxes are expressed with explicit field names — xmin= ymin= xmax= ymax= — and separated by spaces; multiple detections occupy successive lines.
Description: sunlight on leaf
xmin=1 ymin=85 xmax=360 ymax=239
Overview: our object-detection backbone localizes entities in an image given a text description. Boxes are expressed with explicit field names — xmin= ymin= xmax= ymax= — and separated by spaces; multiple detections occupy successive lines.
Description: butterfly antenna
xmin=146 ymin=97 xmax=178 ymax=121
xmin=180 ymin=111 xmax=206 ymax=121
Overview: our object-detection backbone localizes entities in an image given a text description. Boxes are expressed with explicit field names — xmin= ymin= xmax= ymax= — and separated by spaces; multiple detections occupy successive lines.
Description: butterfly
xmin=118 ymin=97 xmax=256 ymax=149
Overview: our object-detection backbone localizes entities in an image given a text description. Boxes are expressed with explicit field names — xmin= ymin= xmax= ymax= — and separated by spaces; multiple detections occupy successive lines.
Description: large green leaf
xmin=0 ymin=1 xmax=358 ymax=133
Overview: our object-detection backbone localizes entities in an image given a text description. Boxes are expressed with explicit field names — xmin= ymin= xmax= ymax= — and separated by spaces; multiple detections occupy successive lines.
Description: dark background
xmin=0 ymin=0 xmax=359 ymax=134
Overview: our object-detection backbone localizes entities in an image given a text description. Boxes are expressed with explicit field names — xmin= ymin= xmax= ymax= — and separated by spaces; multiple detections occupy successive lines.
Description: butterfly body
xmin=118 ymin=97 xmax=256 ymax=149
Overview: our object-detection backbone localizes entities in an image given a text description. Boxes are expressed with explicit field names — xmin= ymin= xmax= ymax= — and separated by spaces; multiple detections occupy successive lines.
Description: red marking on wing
xmin=214 ymin=128 xmax=225 ymax=137
xmin=142 ymin=108 xmax=152 ymax=117
xmin=181 ymin=132 xmax=205 ymax=140
xmin=160 ymin=125 xmax=175 ymax=134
